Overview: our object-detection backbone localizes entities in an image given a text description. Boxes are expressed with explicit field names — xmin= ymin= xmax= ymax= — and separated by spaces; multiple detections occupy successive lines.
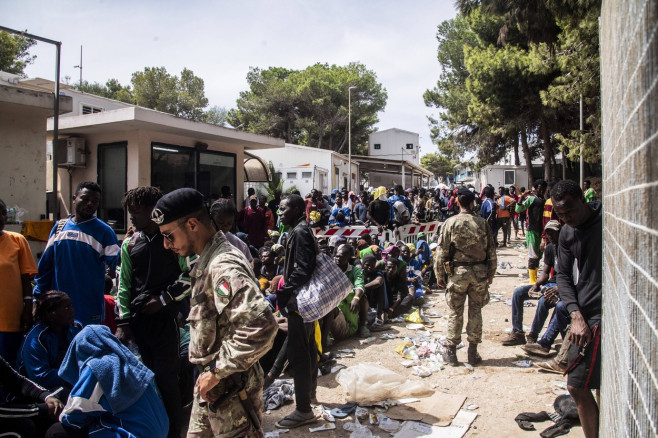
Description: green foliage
xmin=0 ymin=31 xmax=36 ymax=76
xmin=264 ymin=161 xmax=296 ymax=198
xmin=201 ymin=105 xmax=227 ymax=126
xmin=75 ymin=79 xmax=134 ymax=103
xmin=74 ymin=67 xmax=223 ymax=123
xmin=425 ymin=1 xmax=602 ymax=178
xmin=420 ymin=153 xmax=457 ymax=180
xmin=227 ymin=62 xmax=387 ymax=153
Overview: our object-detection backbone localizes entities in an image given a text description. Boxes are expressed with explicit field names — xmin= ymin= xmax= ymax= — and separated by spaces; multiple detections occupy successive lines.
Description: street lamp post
xmin=348 ymin=86 xmax=356 ymax=192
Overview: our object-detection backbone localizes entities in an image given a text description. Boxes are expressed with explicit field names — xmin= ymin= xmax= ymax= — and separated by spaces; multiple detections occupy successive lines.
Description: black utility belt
xmin=453 ymin=261 xmax=487 ymax=267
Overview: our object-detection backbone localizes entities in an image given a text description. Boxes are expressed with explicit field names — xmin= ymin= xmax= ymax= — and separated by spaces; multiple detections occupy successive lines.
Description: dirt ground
xmin=262 ymin=234 xmax=586 ymax=437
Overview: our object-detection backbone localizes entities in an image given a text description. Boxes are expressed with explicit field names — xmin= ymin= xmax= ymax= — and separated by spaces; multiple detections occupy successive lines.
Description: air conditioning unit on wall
xmin=57 ymin=138 xmax=86 ymax=167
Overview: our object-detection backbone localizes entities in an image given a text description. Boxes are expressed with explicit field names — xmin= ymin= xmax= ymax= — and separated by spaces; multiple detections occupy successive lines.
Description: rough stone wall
xmin=600 ymin=1 xmax=658 ymax=436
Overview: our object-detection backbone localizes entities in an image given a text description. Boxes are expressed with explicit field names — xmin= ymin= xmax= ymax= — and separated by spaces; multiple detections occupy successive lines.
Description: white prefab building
xmin=249 ymin=143 xmax=359 ymax=195
xmin=454 ymin=163 xmax=530 ymax=191
xmin=479 ymin=165 xmax=529 ymax=189
xmin=368 ymin=128 xmax=420 ymax=165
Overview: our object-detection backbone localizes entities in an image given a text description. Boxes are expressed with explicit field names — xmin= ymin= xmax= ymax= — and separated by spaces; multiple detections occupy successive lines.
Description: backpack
xmin=392 ymin=200 xmax=411 ymax=225
xmin=484 ymin=199 xmax=497 ymax=227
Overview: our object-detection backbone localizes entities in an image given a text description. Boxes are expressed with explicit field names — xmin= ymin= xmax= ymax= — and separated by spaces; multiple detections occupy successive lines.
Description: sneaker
xmin=358 ymin=325 xmax=371 ymax=338
xmin=526 ymin=333 xmax=538 ymax=344
xmin=501 ymin=331 xmax=526 ymax=346
xmin=536 ymin=360 xmax=567 ymax=374
xmin=521 ymin=343 xmax=553 ymax=357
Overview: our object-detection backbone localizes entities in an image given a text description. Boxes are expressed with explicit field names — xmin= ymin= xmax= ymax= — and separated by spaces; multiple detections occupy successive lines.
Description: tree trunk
xmin=541 ymin=121 xmax=553 ymax=182
xmin=520 ymin=129 xmax=534 ymax=187
xmin=513 ymin=134 xmax=521 ymax=165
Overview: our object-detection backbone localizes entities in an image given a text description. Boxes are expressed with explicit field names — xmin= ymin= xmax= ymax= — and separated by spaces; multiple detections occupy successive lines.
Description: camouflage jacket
xmin=435 ymin=211 xmax=497 ymax=280
xmin=188 ymin=231 xmax=277 ymax=380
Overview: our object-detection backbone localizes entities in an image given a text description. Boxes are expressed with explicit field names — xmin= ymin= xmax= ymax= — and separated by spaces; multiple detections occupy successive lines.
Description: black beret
xmin=151 ymin=188 xmax=205 ymax=225
xmin=457 ymin=187 xmax=476 ymax=203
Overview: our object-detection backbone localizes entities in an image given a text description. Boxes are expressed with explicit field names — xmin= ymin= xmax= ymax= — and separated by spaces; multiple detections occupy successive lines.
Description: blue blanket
xmin=58 ymin=325 xmax=154 ymax=413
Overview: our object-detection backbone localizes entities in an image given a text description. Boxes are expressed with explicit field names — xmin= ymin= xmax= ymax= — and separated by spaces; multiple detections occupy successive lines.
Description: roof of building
xmin=47 ymin=106 xmax=284 ymax=150
xmin=369 ymin=127 xmax=419 ymax=137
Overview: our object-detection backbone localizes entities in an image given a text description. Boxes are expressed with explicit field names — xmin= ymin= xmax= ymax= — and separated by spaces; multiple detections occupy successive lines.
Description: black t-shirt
xmin=363 ymin=270 xmax=385 ymax=308
xmin=543 ymin=243 xmax=558 ymax=283
xmin=368 ymin=200 xmax=391 ymax=226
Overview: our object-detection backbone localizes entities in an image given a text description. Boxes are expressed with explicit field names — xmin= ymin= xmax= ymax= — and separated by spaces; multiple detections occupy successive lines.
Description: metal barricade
xmin=313 ymin=221 xmax=442 ymax=246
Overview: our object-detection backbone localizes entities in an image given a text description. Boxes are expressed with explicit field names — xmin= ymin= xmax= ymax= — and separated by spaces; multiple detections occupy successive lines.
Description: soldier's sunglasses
xmin=162 ymin=222 xmax=184 ymax=243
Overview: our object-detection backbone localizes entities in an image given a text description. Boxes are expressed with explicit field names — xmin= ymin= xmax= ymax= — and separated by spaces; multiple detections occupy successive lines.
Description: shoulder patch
xmin=216 ymin=280 xmax=230 ymax=297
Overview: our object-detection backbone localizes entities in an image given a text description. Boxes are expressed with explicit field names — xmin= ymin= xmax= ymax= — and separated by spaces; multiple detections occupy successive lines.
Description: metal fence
xmin=600 ymin=1 xmax=658 ymax=435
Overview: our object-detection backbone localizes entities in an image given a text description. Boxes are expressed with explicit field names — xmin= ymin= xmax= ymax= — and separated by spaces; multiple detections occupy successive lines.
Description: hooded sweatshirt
xmin=556 ymin=202 xmax=602 ymax=324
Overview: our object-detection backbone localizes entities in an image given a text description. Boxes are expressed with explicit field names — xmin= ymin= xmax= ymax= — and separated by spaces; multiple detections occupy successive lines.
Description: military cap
xmin=151 ymin=188 xmax=205 ymax=225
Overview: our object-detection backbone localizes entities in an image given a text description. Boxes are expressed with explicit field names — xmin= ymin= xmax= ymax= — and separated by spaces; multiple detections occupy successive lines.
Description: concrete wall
xmin=0 ymin=104 xmax=50 ymax=221
xmin=600 ymin=1 xmax=658 ymax=436
xmin=369 ymin=129 xmax=420 ymax=165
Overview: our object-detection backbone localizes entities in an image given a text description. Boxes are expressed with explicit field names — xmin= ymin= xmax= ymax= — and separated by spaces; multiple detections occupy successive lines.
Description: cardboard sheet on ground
xmin=386 ymin=392 xmax=466 ymax=426
xmin=392 ymin=410 xmax=478 ymax=438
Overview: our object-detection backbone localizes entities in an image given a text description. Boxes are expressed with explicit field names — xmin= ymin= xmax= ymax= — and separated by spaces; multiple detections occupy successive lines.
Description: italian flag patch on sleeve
xmin=216 ymin=280 xmax=230 ymax=297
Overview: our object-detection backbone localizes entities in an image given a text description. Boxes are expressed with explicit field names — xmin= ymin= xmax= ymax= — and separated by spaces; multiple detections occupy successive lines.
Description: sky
xmin=4 ymin=0 xmax=458 ymax=158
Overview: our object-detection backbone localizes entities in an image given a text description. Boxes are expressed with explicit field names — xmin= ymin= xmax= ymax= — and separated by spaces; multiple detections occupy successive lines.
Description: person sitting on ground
xmin=522 ymin=298 xmax=571 ymax=357
xmin=57 ymin=325 xmax=169 ymax=438
xmin=361 ymin=254 xmax=387 ymax=323
xmin=379 ymin=244 xmax=406 ymax=274
xmin=415 ymin=232 xmax=431 ymax=269
xmin=257 ymin=246 xmax=283 ymax=308
xmin=0 ymin=354 xmax=63 ymax=437
xmin=400 ymin=244 xmax=425 ymax=306
xmin=320 ymin=245 xmax=370 ymax=348
xmin=502 ymin=220 xmax=561 ymax=346
xmin=210 ymin=198 xmax=254 ymax=265
xmin=384 ymin=258 xmax=414 ymax=320
xmin=19 ymin=291 xmax=82 ymax=397
xmin=328 ymin=194 xmax=352 ymax=227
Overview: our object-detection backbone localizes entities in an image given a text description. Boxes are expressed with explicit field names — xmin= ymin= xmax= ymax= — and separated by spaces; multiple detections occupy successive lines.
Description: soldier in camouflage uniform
xmin=434 ymin=187 xmax=497 ymax=366
xmin=153 ymin=189 xmax=278 ymax=438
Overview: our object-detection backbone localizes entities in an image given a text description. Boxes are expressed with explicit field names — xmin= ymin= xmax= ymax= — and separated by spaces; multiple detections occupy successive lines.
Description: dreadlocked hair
xmin=122 ymin=186 xmax=164 ymax=209
xmin=35 ymin=291 xmax=70 ymax=323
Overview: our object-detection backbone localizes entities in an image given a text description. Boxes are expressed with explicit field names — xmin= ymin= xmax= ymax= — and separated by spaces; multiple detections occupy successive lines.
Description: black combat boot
xmin=468 ymin=343 xmax=482 ymax=365
xmin=444 ymin=345 xmax=459 ymax=366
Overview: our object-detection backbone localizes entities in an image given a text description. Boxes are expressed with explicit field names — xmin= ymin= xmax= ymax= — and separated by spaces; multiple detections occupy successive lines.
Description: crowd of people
xmin=0 ymin=176 xmax=602 ymax=438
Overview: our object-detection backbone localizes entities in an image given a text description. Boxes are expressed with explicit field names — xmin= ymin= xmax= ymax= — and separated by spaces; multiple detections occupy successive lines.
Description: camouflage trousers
xmin=187 ymin=364 xmax=264 ymax=438
xmin=445 ymin=265 xmax=490 ymax=346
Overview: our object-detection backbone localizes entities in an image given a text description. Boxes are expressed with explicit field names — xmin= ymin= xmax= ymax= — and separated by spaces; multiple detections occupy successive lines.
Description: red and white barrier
xmin=313 ymin=221 xmax=442 ymax=245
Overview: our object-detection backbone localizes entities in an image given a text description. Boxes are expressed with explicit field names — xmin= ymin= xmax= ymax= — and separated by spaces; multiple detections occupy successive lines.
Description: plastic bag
xmin=335 ymin=363 xmax=434 ymax=404
xmin=405 ymin=309 xmax=429 ymax=324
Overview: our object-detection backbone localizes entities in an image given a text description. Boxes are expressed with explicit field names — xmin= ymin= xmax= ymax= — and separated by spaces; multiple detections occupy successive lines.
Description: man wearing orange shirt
xmin=496 ymin=187 xmax=516 ymax=247
xmin=0 ymin=198 xmax=38 ymax=367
